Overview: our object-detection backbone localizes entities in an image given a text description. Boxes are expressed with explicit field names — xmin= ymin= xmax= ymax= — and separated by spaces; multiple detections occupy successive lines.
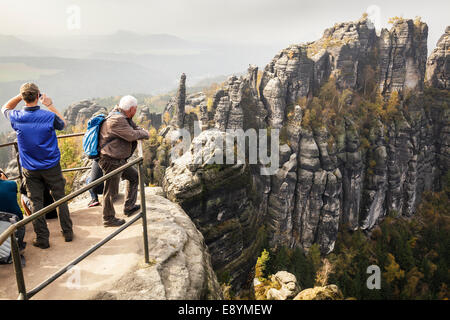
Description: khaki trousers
xmin=98 ymin=155 xmax=138 ymax=221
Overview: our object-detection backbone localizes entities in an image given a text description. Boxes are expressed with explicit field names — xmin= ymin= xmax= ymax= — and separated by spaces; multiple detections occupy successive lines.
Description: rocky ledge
xmin=92 ymin=192 xmax=222 ymax=300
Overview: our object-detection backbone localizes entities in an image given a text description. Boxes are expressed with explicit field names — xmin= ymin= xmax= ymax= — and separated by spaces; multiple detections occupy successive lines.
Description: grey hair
xmin=119 ymin=95 xmax=138 ymax=111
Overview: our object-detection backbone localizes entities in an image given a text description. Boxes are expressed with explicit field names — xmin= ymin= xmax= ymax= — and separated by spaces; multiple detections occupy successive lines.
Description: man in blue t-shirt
xmin=1 ymin=83 xmax=73 ymax=249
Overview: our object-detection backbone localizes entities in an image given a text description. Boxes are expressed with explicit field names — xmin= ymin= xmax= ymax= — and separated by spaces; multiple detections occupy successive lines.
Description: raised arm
xmin=40 ymin=94 xmax=67 ymax=127
xmin=1 ymin=94 xmax=22 ymax=120
xmin=2 ymin=94 xmax=22 ymax=110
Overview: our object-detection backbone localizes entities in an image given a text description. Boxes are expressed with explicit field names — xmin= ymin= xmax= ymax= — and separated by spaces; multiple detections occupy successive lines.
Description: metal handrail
xmin=0 ymin=157 xmax=141 ymax=246
xmin=0 ymin=132 xmax=88 ymax=181
xmin=0 ymin=132 xmax=85 ymax=149
xmin=0 ymin=133 xmax=150 ymax=300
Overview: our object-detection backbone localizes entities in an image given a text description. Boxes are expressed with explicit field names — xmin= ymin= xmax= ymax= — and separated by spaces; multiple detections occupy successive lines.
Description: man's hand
xmin=39 ymin=94 xmax=67 ymax=127
xmin=40 ymin=93 xmax=53 ymax=107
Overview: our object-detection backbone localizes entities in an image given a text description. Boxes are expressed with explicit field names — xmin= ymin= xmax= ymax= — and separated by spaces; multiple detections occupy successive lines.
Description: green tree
xmin=255 ymin=249 xmax=270 ymax=280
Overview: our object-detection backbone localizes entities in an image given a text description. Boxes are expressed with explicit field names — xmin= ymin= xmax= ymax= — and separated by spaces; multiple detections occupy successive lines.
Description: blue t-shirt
xmin=0 ymin=180 xmax=23 ymax=220
xmin=2 ymin=105 xmax=65 ymax=171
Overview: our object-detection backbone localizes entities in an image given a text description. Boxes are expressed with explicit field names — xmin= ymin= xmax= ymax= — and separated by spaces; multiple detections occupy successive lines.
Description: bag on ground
xmin=0 ymin=212 xmax=19 ymax=264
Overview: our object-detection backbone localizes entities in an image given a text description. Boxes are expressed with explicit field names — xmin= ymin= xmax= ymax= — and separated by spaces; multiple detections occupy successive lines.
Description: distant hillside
xmin=2 ymin=31 xmax=281 ymax=80
xmin=0 ymin=56 xmax=173 ymax=98
xmin=0 ymin=35 xmax=52 ymax=56
xmin=0 ymin=56 xmax=173 ymax=132
xmin=20 ymin=31 xmax=196 ymax=56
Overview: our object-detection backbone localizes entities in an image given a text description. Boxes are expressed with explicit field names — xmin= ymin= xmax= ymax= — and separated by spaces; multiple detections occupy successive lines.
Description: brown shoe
xmin=124 ymin=205 xmax=141 ymax=217
xmin=103 ymin=218 xmax=126 ymax=227
xmin=32 ymin=239 xmax=50 ymax=249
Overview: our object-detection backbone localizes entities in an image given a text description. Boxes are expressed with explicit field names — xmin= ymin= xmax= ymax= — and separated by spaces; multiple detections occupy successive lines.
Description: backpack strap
xmin=98 ymin=111 xmax=124 ymax=150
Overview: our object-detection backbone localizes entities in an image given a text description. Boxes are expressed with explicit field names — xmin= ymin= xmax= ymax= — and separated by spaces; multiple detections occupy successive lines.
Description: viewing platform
xmin=0 ymin=189 xmax=222 ymax=300
xmin=0 ymin=194 xmax=145 ymax=299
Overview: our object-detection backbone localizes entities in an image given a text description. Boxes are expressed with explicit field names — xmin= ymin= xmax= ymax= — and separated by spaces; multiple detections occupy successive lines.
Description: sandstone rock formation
xmin=160 ymin=16 xmax=449 ymax=292
xmin=161 ymin=74 xmax=205 ymax=142
xmin=266 ymin=271 xmax=300 ymax=300
xmin=378 ymin=19 xmax=428 ymax=94
xmin=293 ymin=284 xmax=343 ymax=300
xmin=64 ymin=98 xmax=163 ymax=130
xmin=137 ymin=107 xmax=162 ymax=130
xmin=426 ymin=26 xmax=449 ymax=90
xmin=64 ymin=100 xmax=108 ymax=126
xmin=259 ymin=17 xmax=429 ymax=128
xmin=171 ymin=73 xmax=186 ymax=128
xmin=163 ymin=129 xmax=266 ymax=292
xmin=4 ymin=158 xmax=19 ymax=179
xmin=256 ymin=270 xmax=342 ymax=300
xmin=212 ymin=67 xmax=267 ymax=131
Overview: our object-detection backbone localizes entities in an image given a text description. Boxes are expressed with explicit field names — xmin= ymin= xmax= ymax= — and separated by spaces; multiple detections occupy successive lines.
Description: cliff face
xmin=64 ymin=100 xmax=162 ymax=129
xmin=259 ymin=17 xmax=447 ymax=249
xmin=426 ymin=26 xmax=449 ymax=90
xmin=137 ymin=107 xmax=162 ymax=130
xmin=64 ymin=100 xmax=108 ymax=126
xmin=259 ymin=17 xmax=378 ymax=128
xmin=259 ymin=17 xmax=428 ymax=128
xmin=163 ymin=129 xmax=267 ymax=291
xmin=378 ymin=19 xmax=428 ymax=94
xmin=162 ymin=17 xmax=450 ymax=291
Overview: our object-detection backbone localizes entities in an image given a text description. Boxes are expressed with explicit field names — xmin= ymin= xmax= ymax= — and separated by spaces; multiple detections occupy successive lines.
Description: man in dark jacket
xmin=98 ymin=95 xmax=149 ymax=227
xmin=1 ymin=83 xmax=73 ymax=249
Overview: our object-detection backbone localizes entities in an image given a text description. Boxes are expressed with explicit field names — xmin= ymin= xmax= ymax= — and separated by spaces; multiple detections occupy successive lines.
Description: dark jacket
xmin=99 ymin=108 xmax=149 ymax=160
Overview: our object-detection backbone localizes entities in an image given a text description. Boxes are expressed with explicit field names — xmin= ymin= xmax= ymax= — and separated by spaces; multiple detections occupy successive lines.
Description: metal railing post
xmin=10 ymin=234 xmax=27 ymax=300
xmin=138 ymin=162 xmax=150 ymax=264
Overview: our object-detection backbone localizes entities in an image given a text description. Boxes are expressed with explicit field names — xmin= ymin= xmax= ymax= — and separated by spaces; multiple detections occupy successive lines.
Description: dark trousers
xmin=98 ymin=155 xmax=138 ymax=221
xmin=23 ymin=163 xmax=73 ymax=241
xmin=20 ymin=183 xmax=57 ymax=218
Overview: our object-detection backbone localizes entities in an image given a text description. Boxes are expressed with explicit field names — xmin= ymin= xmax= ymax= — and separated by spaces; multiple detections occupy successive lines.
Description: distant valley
xmin=0 ymin=31 xmax=282 ymax=132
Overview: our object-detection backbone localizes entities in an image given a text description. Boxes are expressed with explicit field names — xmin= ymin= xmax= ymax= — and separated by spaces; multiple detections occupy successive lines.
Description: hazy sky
xmin=0 ymin=0 xmax=448 ymax=49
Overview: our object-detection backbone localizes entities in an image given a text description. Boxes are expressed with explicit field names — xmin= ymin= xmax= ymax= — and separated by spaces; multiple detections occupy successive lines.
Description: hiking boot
xmin=88 ymin=199 xmax=101 ymax=208
xmin=124 ymin=205 xmax=141 ymax=217
xmin=103 ymin=218 xmax=126 ymax=227
xmin=62 ymin=230 xmax=73 ymax=242
xmin=32 ymin=239 xmax=50 ymax=249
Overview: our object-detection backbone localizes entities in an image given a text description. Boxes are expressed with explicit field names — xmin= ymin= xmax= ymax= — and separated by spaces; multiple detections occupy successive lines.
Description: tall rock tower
xmin=173 ymin=73 xmax=186 ymax=128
